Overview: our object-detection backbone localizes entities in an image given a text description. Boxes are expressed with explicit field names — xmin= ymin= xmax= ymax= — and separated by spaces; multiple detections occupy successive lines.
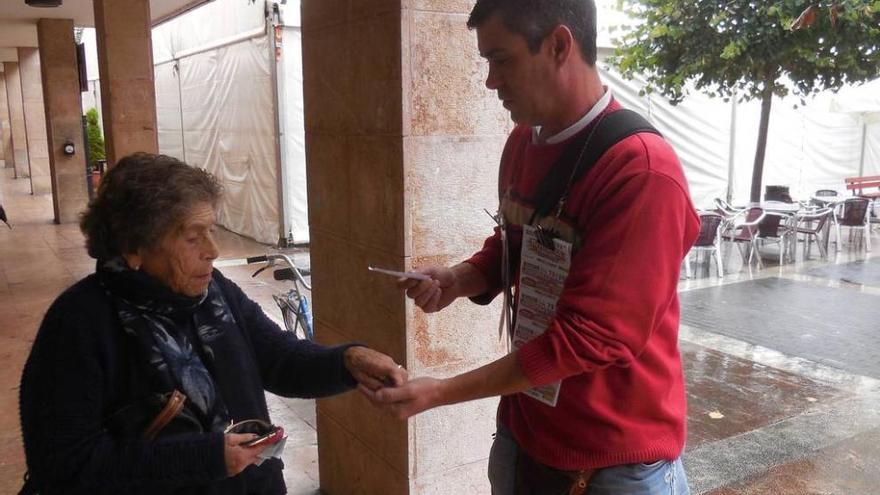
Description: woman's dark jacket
xmin=19 ymin=269 xmax=357 ymax=494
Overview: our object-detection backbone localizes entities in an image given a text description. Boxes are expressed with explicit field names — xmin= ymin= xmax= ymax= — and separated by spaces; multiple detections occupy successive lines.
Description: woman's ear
xmin=122 ymin=252 xmax=143 ymax=271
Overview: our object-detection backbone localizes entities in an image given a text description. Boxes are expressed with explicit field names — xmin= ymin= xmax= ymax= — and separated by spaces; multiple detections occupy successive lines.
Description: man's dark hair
xmin=467 ymin=0 xmax=598 ymax=66
xmin=80 ymin=153 xmax=222 ymax=260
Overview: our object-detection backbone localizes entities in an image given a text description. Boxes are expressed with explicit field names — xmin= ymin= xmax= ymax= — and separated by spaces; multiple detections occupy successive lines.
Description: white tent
xmin=828 ymin=79 xmax=880 ymax=179
xmin=150 ymin=0 xmax=307 ymax=245
xmin=140 ymin=0 xmax=880 ymax=241
xmin=596 ymin=63 xmax=880 ymax=209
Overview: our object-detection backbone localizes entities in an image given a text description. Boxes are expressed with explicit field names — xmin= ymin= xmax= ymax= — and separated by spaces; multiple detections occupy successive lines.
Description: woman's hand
xmin=396 ymin=266 xmax=459 ymax=313
xmin=344 ymin=347 xmax=408 ymax=391
xmin=224 ymin=433 xmax=269 ymax=477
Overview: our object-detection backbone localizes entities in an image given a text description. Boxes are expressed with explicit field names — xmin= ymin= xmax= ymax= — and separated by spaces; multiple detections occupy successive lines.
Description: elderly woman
xmin=19 ymin=153 xmax=405 ymax=494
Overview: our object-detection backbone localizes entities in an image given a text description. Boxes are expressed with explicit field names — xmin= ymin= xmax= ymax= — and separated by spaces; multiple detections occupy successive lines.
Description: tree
xmin=85 ymin=108 xmax=105 ymax=172
xmin=608 ymin=1 xmax=880 ymax=202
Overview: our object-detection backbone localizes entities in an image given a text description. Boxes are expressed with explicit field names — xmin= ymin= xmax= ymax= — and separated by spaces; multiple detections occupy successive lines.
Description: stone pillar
xmin=4 ymin=62 xmax=30 ymax=179
xmin=93 ymin=0 xmax=158 ymax=165
xmin=38 ymin=18 xmax=89 ymax=224
xmin=0 ymin=72 xmax=11 ymax=169
xmin=18 ymin=47 xmax=51 ymax=194
xmin=303 ymin=2 xmax=510 ymax=493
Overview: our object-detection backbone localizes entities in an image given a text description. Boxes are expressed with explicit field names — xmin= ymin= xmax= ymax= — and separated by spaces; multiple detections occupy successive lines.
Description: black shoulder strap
xmin=531 ymin=109 xmax=661 ymax=221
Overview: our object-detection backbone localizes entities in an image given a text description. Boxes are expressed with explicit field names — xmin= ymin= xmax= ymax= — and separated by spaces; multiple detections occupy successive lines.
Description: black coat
xmin=20 ymin=269 xmax=356 ymax=494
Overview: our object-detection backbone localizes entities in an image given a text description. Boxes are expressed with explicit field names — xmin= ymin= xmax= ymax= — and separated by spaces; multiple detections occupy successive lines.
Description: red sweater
xmin=466 ymin=101 xmax=700 ymax=470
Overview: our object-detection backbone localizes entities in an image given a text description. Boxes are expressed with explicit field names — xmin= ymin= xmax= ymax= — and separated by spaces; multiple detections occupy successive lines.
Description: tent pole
xmin=268 ymin=3 xmax=291 ymax=246
xmin=727 ymin=94 xmax=738 ymax=203
xmin=859 ymin=121 xmax=867 ymax=177
xmin=175 ymin=60 xmax=186 ymax=164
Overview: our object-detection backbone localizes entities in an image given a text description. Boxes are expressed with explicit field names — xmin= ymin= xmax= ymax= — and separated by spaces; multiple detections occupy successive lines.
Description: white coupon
xmin=255 ymin=436 xmax=288 ymax=466
xmin=512 ymin=225 xmax=572 ymax=407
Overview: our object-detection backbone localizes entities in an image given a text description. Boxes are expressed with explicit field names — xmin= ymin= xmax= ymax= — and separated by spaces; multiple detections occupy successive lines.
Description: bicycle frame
xmin=247 ymin=253 xmax=314 ymax=340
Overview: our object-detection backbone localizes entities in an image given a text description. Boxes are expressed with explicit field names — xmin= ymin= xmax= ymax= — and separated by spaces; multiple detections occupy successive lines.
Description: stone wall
xmin=303 ymin=1 xmax=512 ymax=493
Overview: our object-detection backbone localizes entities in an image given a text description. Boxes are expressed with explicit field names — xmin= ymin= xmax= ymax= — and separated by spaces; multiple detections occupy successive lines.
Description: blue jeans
xmin=488 ymin=428 xmax=690 ymax=495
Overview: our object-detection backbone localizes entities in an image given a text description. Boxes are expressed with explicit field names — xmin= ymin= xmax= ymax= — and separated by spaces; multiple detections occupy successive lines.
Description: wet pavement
xmin=680 ymin=277 xmax=880 ymax=378
xmin=2 ymin=164 xmax=880 ymax=494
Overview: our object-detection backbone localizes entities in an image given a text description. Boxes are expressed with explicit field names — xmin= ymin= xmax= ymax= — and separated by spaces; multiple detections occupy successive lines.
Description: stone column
xmin=93 ymin=0 xmax=158 ymax=165
xmin=38 ymin=18 xmax=89 ymax=224
xmin=4 ymin=62 xmax=30 ymax=179
xmin=18 ymin=47 xmax=51 ymax=195
xmin=0 ymin=71 xmax=12 ymax=169
xmin=303 ymin=2 xmax=510 ymax=493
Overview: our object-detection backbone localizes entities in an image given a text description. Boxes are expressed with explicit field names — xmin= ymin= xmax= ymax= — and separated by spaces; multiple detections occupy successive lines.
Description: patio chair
xmin=794 ymin=208 xmax=833 ymax=260
xmin=834 ymin=197 xmax=871 ymax=252
xmin=756 ymin=212 xmax=796 ymax=265
xmin=685 ymin=213 xmax=724 ymax=278
xmin=713 ymin=197 xmax=743 ymax=216
xmin=723 ymin=207 xmax=766 ymax=269
xmin=810 ymin=190 xmax=841 ymax=210
xmin=712 ymin=197 xmax=743 ymax=235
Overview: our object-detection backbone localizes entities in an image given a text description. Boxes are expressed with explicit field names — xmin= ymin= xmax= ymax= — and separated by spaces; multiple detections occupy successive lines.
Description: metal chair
xmin=756 ymin=212 xmax=796 ymax=265
xmin=713 ymin=197 xmax=743 ymax=237
xmin=685 ymin=213 xmax=724 ymax=278
xmin=834 ymin=197 xmax=872 ymax=252
xmin=793 ymin=208 xmax=833 ymax=260
xmin=713 ymin=197 xmax=743 ymax=216
xmin=723 ymin=207 xmax=767 ymax=269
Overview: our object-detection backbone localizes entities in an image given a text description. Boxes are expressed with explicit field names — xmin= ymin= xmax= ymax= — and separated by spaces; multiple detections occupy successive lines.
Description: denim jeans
xmin=488 ymin=428 xmax=690 ymax=495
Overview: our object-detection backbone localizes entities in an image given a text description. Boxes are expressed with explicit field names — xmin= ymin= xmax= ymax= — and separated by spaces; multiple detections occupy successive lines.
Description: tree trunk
xmin=749 ymin=88 xmax=774 ymax=203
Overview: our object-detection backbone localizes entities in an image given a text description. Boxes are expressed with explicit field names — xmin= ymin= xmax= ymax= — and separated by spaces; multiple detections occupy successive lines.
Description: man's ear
xmin=548 ymin=24 xmax=575 ymax=64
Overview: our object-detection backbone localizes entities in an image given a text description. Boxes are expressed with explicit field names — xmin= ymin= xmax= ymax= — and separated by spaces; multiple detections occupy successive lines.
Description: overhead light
xmin=25 ymin=0 xmax=63 ymax=7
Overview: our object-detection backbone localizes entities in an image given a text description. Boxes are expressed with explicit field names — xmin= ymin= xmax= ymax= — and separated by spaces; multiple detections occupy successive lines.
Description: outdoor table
xmin=757 ymin=201 xmax=802 ymax=213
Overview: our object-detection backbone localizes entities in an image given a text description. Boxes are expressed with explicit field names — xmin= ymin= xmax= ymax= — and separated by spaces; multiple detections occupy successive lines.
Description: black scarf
xmin=98 ymin=258 xmax=233 ymax=432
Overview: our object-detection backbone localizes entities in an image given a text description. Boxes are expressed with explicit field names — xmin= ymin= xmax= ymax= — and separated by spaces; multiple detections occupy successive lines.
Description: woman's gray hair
xmin=80 ymin=153 xmax=223 ymax=260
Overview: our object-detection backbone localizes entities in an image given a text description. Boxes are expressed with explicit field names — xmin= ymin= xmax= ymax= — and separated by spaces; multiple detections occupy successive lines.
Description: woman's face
xmin=132 ymin=203 xmax=220 ymax=297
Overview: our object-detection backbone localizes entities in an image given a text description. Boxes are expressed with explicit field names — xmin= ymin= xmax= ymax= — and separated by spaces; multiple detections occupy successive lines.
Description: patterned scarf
xmin=98 ymin=258 xmax=233 ymax=432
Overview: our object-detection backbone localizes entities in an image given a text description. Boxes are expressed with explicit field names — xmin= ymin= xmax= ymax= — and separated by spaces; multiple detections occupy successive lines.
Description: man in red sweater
xmin=363 ymin=1 xmax=699 ymax=493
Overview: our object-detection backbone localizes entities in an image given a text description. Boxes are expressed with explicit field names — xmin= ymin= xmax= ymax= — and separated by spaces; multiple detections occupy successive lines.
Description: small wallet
xmin=224 ymin=419 xmax=284 ymax=447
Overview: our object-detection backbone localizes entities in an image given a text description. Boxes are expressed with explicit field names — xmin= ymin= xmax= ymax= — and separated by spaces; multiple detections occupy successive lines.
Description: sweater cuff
xmin=154 ymin=431 xmax=228 ymax=482
xmin=204 ymin=432 xmax=228 ymax=481
xmin=516 ymin=336 xmax=561 ymax=388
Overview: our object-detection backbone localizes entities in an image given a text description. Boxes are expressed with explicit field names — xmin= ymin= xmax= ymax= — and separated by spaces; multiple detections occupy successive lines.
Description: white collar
xmin=532 ymin=88 xmax=613 ymax=145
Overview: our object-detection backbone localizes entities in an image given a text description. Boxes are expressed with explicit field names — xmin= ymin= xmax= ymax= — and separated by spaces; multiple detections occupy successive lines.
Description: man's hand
xmin=344 ymin=346 xmax=408 ymax=391
xmin=224 ymin=433 xmax=269 ymax=477
xmin=359 ymin=377 xmax=446 ymax=419
xmin=397 ymin=266 xmax=459 ymax=313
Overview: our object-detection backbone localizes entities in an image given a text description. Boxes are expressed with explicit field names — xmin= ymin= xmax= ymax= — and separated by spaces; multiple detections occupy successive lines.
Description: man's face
xmin=476 ymin=14 xmax=557 ymax=126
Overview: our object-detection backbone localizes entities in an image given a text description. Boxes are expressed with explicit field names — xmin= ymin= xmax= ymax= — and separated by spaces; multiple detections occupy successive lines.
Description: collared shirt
xmin=532 ymin=87 xmax=613 ymax=145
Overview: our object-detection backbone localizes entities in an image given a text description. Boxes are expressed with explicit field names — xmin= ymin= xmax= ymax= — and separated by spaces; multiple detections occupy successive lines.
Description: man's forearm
xmin=451 ymin=262 xmax=491 ymax=298
xmin=437 ymin=352 xmax=533 ymax=406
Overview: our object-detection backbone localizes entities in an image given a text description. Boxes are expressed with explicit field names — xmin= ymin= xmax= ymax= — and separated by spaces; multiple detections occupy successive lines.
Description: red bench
xmin=845 ymin=175 xmax=880 ymax=199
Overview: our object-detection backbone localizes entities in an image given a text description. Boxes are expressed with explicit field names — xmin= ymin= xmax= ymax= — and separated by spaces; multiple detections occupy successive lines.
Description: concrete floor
xmin=1 ymin=164 xmax=879 ymax=494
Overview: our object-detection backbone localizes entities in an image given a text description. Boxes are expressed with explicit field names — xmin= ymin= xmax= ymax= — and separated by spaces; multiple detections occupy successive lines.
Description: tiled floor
xmin=2 ymin=164 xmax=880 ymax=494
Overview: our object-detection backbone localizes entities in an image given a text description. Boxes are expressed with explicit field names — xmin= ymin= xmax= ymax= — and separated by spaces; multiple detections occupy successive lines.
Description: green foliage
xmin=608 ymin=1 xmax=880 ymax=104
xmin=85 ymin=108 xmax=105 ymax=172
